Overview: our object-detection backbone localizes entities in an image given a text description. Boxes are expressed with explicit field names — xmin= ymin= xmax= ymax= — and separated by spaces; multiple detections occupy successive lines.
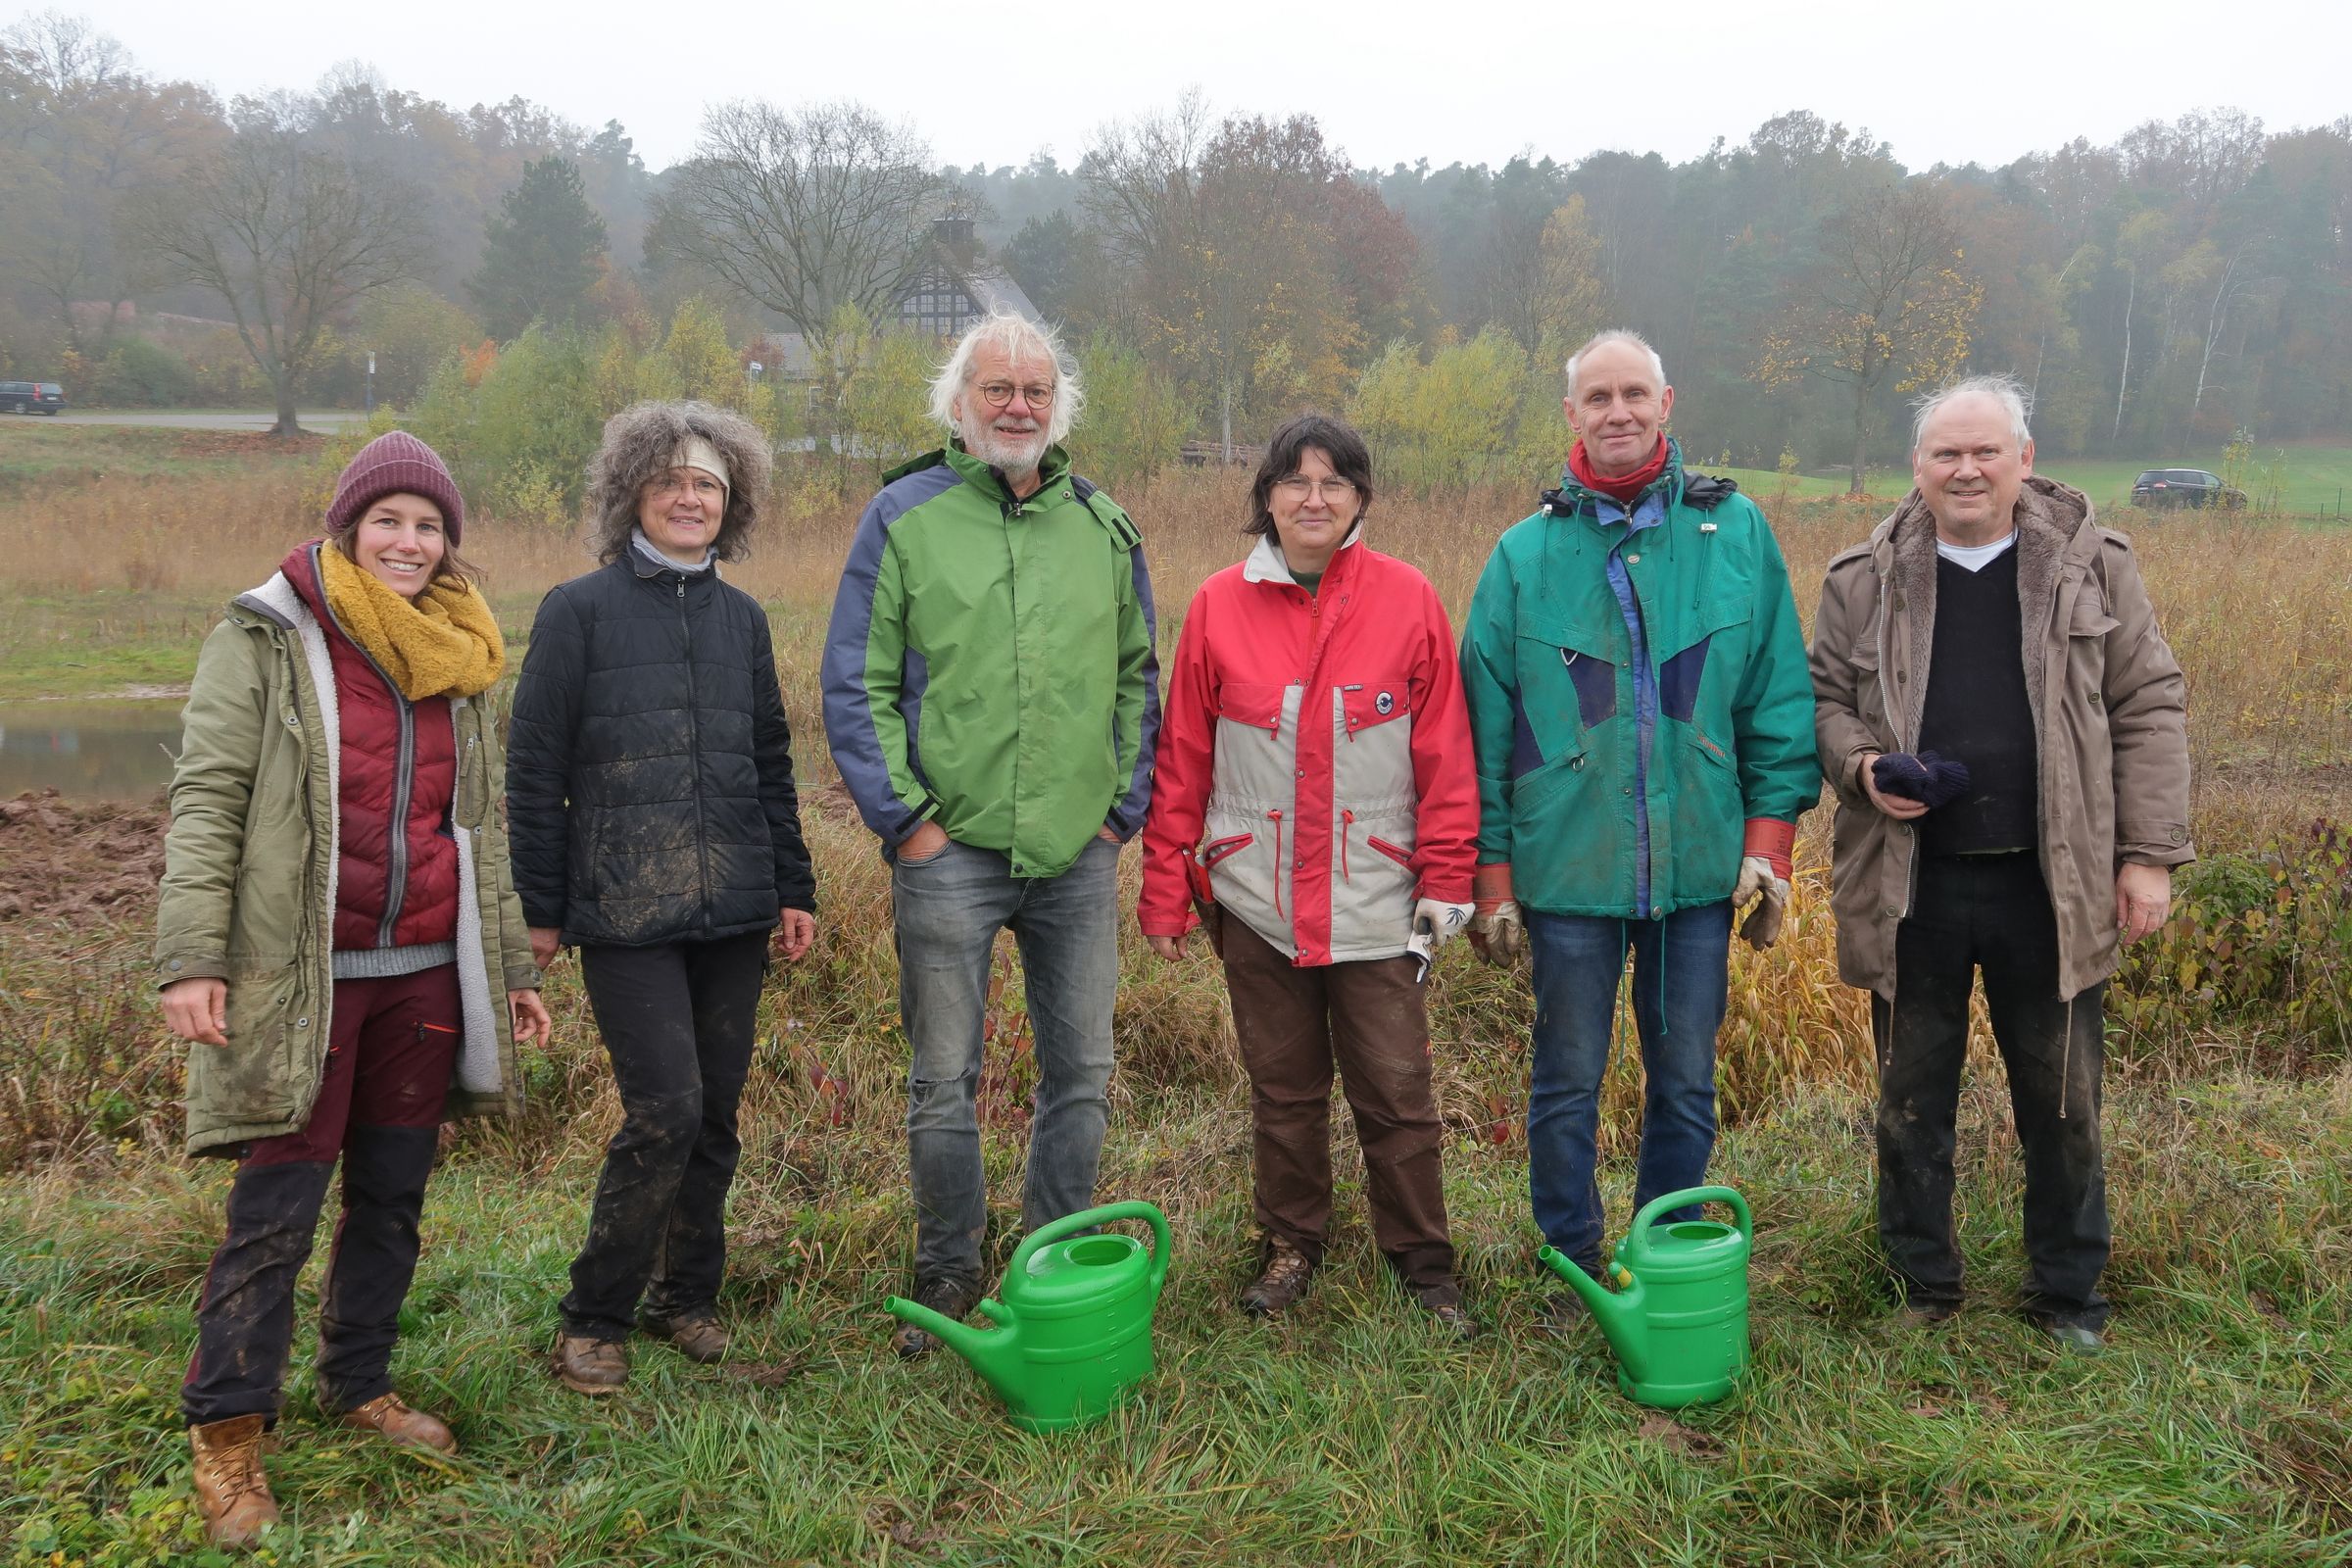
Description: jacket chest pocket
xmin=1207 ymin=681 xmax=1297 ymax=811
xmin=1515 ymin=612 xmax=1620 ymax=771
xmin=2064 ymin=587 xmax=2120 ymax=713
xmin=1333 ymin=681 xmax=1415 ymax=813
xmin=452 ymin=703 xmax=487 ymax=829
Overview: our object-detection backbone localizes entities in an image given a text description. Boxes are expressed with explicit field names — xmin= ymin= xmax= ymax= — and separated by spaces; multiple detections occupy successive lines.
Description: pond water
xmin=0 ymin=701 xmax=184 ymax=801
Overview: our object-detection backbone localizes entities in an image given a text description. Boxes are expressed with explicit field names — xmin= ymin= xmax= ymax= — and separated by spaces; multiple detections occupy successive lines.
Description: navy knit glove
xmin=1872 ymin=750 xmax=1973 ymax=808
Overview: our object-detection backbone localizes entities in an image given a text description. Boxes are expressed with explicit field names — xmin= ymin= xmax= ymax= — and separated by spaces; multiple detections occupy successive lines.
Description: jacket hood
xmin=1877 ymin=472 xmax=2094 ymax=554
xmin=888 ymin=440 xmax=1074 ymax=503
xmin=1545 ymin=435 xmax=1688 ymax=516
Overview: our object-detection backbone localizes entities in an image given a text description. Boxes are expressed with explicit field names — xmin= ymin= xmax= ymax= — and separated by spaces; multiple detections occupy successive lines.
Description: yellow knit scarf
xmin=318 ymin=543 xmax=506 ymax=700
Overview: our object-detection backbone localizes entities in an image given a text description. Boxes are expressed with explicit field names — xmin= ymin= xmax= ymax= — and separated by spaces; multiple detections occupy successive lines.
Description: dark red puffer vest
xmin=286 ymin=544 xmax=460 ymax=955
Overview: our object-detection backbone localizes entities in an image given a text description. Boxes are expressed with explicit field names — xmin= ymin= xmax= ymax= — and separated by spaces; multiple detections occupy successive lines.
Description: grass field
xmin=1709 ymin=442 xmax=2352 ymax=516
xmin=2 ymin=423 xmax=2348 ymax=1564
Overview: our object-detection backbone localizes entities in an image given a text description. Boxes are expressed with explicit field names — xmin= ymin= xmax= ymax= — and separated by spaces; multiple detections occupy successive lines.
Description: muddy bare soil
xmin=0 ymin=788 xmax=167 ymax=924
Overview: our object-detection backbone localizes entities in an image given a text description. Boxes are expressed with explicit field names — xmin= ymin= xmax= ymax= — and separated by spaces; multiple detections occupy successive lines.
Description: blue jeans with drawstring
xmin=1525 ymin=902 xmax=1732 ymax=1274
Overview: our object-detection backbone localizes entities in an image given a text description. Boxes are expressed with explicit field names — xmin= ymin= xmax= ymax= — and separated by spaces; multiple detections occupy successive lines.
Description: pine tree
xmin=467 ymin=157 xmax=610 ymax=341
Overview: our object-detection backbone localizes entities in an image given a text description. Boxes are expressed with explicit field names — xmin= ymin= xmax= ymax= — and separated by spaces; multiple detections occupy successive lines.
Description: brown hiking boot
xmin=336 ymin=1393 xmax=457 ymax=1453
xmin=891 ymin=1276 xmax=981 ymax=1361
xmin=639 ymin=1309 xmax=730 ymax=1364
xmin=1241 ymin=1242 xmax=1315 ymax=1317
xmin=189 ymin=1414 xmax=279 ymax=1547
xmin=553 ymin=1333 xmax=628 ymax=1395
xmin=1414 ymin=1283 xmax=1483 ymax=1341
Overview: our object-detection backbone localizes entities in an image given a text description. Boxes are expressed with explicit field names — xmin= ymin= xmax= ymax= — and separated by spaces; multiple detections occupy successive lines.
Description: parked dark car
xmin=2131 ymin=467 xmax=2245 ymax=511
xmin=0 ymin=381 xmax=69 ymax=415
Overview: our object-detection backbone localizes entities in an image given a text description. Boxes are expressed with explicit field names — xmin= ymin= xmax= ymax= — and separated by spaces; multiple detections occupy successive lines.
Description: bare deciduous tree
xmin=1753 ymin=180 xmax=1983 ymax=492
xmin=655 ymin=100 xmax=946 ymax=356
xmin=138 ymin=105 xmax=425 ymax=435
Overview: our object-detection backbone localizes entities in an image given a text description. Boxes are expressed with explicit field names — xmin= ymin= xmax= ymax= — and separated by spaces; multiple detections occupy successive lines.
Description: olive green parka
xmin=154 ymin=568 xmax=538 ymax=1155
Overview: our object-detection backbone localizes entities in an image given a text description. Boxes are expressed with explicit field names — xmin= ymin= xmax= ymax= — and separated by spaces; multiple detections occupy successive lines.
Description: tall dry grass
xmin=2 ymin=452 xmax=2346 ymax=1165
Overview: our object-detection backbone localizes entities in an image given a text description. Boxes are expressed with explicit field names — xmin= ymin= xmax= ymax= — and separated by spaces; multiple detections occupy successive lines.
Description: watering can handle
xmin=1008 ymin=1200 xmax=1174 ymax=1292
xmin=1627 ymin=1185 xmax=1752 ymax=1246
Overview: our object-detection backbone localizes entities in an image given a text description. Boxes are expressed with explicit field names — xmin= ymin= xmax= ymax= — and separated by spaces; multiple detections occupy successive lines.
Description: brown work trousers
xmin=1218 ymin=913 xmax=1457 ymax=1295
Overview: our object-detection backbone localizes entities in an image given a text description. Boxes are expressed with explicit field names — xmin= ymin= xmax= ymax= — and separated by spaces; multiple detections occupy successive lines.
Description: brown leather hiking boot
xmin=553 ymin=1333 xmax=628 ymax=1395
xmin=891 ymin=1276 xmax=980 ymax=1361
xmin=639 ymin=1309 xmax=729 ymax=1364
xmin=336 ymin=1393 xmax=457 ymax=1453
xmin=1414 ymin=1283 xmax=1482 ymax=1341
xmin=189 ymin=1414 xmax=279 ymax=1547
xmin=1241 ymin=1242 xmax=1315 ymax=1317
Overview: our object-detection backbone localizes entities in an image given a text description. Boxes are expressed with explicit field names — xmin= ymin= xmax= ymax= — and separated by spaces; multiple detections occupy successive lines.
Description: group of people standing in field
xmin=154 ymin=308 xmax=2191 ymax=1547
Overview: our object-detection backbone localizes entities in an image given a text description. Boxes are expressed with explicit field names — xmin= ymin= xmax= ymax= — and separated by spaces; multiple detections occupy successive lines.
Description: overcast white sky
xmin=27 ymin=0 xmax=2351 ymax=173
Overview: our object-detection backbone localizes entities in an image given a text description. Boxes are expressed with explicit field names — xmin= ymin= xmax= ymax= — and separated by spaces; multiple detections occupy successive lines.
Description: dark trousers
xmin=1219 ymin=914 xmax=1456 ymax=1294
xmin=183 ymin=965 xmax=458 ymax=1427
xmin=562 ymin=932 xmax=766 ymax=1341
xmin=1874 ymin=853 xmax=2111 ymax=1328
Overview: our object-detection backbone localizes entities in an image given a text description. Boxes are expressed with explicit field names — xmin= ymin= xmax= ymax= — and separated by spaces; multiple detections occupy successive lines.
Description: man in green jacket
xmin=822 ymin=308 xmax=1158 ymax=1358
xmin=1459 ymin=329 xmax=1818 ymax=1298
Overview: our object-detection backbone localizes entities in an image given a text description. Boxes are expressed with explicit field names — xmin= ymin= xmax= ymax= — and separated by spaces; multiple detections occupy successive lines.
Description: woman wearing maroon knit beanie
xmin=156 ymin=430 xmax=551 ymax=1547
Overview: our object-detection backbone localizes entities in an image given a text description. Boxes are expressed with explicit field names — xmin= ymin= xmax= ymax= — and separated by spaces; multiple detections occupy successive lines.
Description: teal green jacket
xmin=821 ymin=443 xmax=1159 ymax=879
xmin=1460 ymin=448 xmax=1819 ymax=916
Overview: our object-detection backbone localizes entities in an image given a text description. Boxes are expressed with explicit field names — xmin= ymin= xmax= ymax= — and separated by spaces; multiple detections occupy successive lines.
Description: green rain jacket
xmin=1460 ymin=444 xmax=1820 ymax=916
xmin=820 ymin=442 xmax=1159 ymax=878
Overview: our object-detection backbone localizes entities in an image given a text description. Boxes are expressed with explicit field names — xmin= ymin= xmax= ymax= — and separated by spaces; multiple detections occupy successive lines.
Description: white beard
xmin=959 ymin=415 xmax=1050 ymax=476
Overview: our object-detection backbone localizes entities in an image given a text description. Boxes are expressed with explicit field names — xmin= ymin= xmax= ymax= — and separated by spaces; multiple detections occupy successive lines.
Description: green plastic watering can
xmin=1538 ymin=1185 xmax=1752 ymax=1408
xmin=885 ymin=1200 xmax=1171 ymax=1432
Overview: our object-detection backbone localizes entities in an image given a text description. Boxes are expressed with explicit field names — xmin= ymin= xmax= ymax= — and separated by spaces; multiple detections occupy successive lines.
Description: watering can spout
xmin=1537 ymin=1245 xmax=1650 ymax=1381
xmin=883 ymin=1295 xmax=1020 ymax=1396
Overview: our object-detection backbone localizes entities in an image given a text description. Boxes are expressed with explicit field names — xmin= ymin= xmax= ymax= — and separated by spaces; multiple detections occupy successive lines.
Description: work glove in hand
xmin=1870 ymin=750 xmax=1972 ymax=808
xmin=1735 ymin=819 xmax=1795 ymax=952
xmin=1467 ymin=863 xmax=1524 ymax=966
xmin=1735 ymin=858 xmax=1789 ymax=950
xmin=1413 ymin=897 xmax=1474 ymax=952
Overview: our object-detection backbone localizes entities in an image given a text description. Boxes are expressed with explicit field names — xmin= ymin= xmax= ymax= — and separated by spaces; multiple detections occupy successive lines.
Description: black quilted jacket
xmin=507 ymin=551 xmax=815 ymax=946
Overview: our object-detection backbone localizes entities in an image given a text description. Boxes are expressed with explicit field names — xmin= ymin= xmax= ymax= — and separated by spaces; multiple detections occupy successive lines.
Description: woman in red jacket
xmin=1139 ymin=413 xmax=1480 ymax=1335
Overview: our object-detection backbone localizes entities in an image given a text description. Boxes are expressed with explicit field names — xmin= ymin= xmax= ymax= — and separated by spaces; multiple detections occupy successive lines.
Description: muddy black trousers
xmin=1873 ymin=852 xmax=2111 ymax=1330
xmin=561 ymin=931 xmax=766 ymax=1342
xmin=183 ymin=966 xmax=458 ymax=1427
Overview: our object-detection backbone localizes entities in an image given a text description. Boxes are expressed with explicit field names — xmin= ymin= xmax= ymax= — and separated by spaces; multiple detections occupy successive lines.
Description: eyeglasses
xmin=648 ymin=472 xmax=724 ymax=500
xmin=977 ymin=380 xmax=1055 ymax=410
xmin=1272 ymin=475 xmax=1358 ymax=502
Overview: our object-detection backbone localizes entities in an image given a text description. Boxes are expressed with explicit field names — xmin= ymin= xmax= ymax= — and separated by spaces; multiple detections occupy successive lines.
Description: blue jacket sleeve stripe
xmin=821 ymin=471 xmax=955 ymax=843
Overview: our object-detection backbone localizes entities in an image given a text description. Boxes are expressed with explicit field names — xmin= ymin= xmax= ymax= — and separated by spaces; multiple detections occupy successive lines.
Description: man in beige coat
xmin=1811 ymin=372 xmax=2190 ymax=1352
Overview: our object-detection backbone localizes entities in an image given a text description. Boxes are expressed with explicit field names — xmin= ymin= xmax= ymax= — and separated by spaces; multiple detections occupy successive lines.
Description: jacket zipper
xmin=677 ymin=574 xmax=711 ymax=931
xmin=376 ymin=687 xmax=415 ymax=948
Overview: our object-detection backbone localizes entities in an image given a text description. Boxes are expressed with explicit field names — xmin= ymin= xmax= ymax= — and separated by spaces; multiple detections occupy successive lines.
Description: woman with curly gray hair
xmin=506 ymin=400 xmax=817 ymax=1394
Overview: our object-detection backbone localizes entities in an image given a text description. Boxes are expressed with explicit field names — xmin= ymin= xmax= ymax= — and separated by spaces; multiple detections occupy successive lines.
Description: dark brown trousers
xmin=1218 ymin=914 xmax=1456 ymax=1293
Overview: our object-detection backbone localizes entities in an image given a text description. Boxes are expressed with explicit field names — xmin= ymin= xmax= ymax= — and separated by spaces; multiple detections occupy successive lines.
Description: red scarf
xmin=1566 ymin=436 xmax=1669 ymax=504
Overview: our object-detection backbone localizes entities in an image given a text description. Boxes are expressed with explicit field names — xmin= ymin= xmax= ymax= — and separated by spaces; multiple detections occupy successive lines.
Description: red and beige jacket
xmin=1139 ymin=530 xmax=1477 ymax=965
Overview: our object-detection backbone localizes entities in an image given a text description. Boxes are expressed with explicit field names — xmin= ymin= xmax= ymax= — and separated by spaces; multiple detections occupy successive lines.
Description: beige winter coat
xmin=1810 ymin=476 xmax=2192 ymax=1001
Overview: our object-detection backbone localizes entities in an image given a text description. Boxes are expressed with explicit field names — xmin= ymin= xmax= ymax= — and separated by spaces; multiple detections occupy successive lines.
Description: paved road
xmin=31 ymin=409 xmax=368 ymax=431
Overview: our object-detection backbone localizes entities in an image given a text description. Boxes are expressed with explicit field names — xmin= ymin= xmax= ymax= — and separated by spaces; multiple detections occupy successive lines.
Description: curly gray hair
xmin=585 ymin=400 xmax=774 ymax=564
xmin=924 ymin=308 xmax=1085 ymax=446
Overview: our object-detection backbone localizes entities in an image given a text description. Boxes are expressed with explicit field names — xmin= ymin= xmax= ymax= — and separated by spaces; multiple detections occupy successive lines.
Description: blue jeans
xmin=892 ymin=835 xmax=1119 ymax=1288
xmin=1525 ymin=902 xmax=1732 ymax=1272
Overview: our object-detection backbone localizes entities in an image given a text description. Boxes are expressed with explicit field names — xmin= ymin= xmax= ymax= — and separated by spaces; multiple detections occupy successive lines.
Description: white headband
xmin=676 ymin=437 xmax=729 ymax=492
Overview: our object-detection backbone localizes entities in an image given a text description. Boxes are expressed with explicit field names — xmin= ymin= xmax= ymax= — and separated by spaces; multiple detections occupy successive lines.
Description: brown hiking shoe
xmin=189 ymin=1414 xmax=279 ymax=1547
xmin=1241 ymin=1242 xmax=1315 ymax=1317
xmin=336 ymin=1393 xmax=457 ymax=1453
xmin=639 ymin=1309 xmax=730 ymax=1364
xmin=553 ymin=1333 xmax=628 ymax=1395
xmin=1414 ymin=1283 xmax=1483 ymax=1341
xmin=891 ymin=1276 xmax=981 ymax=1361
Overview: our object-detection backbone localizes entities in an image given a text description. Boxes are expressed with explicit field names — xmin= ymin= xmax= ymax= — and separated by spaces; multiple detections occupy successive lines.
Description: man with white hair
xmin=1810 ymin=373 xmax=2190 ymax=1352
xmin=822 ymin=308 xmax=1158 ymax=1358
xmin=1459 ymin=329 xmax=1819 ymax=1314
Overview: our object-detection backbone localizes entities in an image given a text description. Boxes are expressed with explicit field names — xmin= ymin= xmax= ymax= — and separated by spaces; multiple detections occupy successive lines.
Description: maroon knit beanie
xmin=325 ymin=431 xmax=466 ymax=546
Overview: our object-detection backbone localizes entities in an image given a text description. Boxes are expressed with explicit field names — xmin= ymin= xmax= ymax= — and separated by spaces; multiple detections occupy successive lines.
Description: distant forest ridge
xmin=5 ymin=12 xmax=2346 ymax=473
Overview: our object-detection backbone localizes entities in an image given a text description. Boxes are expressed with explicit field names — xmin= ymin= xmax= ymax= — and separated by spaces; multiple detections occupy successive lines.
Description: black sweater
xmin=1917 ymin=545 xmax=2039 ymax=857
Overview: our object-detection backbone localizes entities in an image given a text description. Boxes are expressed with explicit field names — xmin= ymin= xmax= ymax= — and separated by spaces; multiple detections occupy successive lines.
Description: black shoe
xmin=891 ymin=1276 xmax=980 ymax=1361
